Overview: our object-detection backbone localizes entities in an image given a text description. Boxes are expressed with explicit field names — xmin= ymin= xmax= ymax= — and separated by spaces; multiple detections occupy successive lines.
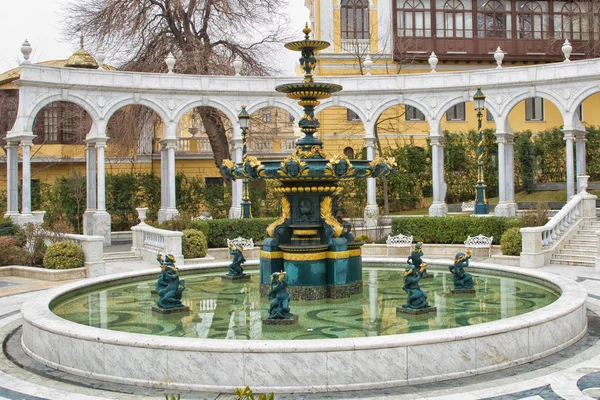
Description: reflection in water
xmin=52 ymin=266 xmax=559 ymax=341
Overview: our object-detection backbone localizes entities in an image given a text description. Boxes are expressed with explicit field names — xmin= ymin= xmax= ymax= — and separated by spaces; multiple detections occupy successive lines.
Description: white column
xmin=158 ymin=123 xmax=179 ymax=223
xmin=94 ymin=137 xmax=111 ymax=245
xmin=83 ymin=140 xmax=97 ymax=236
xmin=4 ymin=140 xmax=19 ymax=218
xmin=158 ymin=143 xmax=168 ymax=222
xmin=496 ymin=135 xmax=506 ymax=205
xmin=563 ymin=130 xmax=576 ymax=199
xmin=20 ymin=136 xmax=35 ymax=217
xmin=429 ymin=124 xmax=447 ymax=216
xmin=494 ymin=129 xmax=517 ymax=217
xmin=167 ymin=140 xmax=177 ymax=212
xmin=575 ymin=130 xmax=587 ymax=190
xmin=364 ymin=125 xmax=379 ymax=227
xmin=229 ymin=127 xmax=243 ymax=219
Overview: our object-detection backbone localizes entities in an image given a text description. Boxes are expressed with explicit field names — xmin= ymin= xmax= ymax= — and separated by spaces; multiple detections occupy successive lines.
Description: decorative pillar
xmin=494 ymin=130 xmax=517 ymax=217
xmin=94 ymin=137 xmax=111 ymax=245
xmin=563 ymin=130 xmax=576 ymax=199
xmin=429 ymin=128 xmax=448 ymax=217
xmin=4 ymin=140 xmax=19 ymax=218
xmin=165 ymin=138 xmax=179 ymax=220
xmin=575 ymin=130 xmax=587 ymax=191
xmin=83 ymin=140 xmax=97 ymax=236
xmin=158 ymin=142 xmax=168 ymax=222
xmin=16 ymin=135 xmax=36 ymax=225
xmin=229 ymin=129 xmax=243 ymax=219
xmin=364 ymin=131 xmax=379 ymax=227
xmin=158 ymin=124 xmax=179 ymax=223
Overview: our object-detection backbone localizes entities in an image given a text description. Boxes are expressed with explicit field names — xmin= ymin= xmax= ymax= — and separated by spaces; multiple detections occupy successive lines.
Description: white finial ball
xmin=428 ymin=51 xmax=438 ymax=73
xmin=165 ymin=52 xmax=176 ymax=74
xmin=21 ymin=39 xmax=32 ymax=64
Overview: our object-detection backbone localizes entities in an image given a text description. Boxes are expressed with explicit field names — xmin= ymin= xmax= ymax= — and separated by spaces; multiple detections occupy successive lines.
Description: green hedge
xmin=391 ymin=216 xmax=522 ymax=245
xmin=205 ymin=218 xmax=277 ymax=248
xmin=43 ymin=241 xmax=85 ymax=269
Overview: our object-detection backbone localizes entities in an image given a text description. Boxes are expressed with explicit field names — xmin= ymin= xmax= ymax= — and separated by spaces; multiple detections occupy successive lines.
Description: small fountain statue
xmin=152 ymin=254 xmax=189 ymax=314
xmin=450 ymin=250 xmax=476 ymax=294
xmin=222 ymin=242 xmax=250 ymax=280
xmin=407 ymin=242 xmax=429 ymax=278
xmin=397 ymin=263 xmax=436 ymax=314
xmin=263 ymin=271 xmax=297 ymax=325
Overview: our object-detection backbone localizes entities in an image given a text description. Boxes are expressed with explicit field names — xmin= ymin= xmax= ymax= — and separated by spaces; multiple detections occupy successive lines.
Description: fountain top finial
xmin=303 ymin=23 xmax=311 ymax=39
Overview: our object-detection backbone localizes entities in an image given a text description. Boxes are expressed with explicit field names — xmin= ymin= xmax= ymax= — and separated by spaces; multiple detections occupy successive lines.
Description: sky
xmin=0 ymin=0 xmax=309 ymax=76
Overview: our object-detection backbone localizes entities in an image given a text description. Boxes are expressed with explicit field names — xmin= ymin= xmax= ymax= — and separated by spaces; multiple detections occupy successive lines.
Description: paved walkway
xmin=2 ymin=257 xmax=600 ymax=399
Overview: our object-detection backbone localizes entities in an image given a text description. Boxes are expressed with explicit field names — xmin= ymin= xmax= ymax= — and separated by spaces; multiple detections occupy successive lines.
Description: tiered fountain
xmin=221 ymin=25 xmax=396 ymax=300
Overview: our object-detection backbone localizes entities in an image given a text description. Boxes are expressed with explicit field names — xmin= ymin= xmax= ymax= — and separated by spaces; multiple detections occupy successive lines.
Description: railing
xmin=520 ymin=183 xmax=596 ymax=268
xmin=131 ymin=222 xmax=183 ymax=265
xmin=280 ymin=138 xmax=296 ymax=153
xmin=342 ymin=39 xmax=370 ymax=53
xmin=43 ymin=231 xmax=105 ymax=277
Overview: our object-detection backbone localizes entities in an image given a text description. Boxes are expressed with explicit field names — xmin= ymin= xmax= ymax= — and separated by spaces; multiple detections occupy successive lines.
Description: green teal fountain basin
xmin=51 ymin=265 xmax=559 ymax=340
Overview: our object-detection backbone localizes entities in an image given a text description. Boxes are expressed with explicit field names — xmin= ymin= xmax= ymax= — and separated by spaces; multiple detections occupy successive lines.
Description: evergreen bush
xmin=182 ymin=229 xmax=208 ymax=258
xmin=188 ymin=219 xmax=210 ymax=234
xmin=43 ymin=241 xmax=85 ymax=270
xmin=0 ymin=237 xmax=28 ymax=266
xmin=500 ymin=227 xmax=522 ymax=256
xmin=391 ymin=216 xmax=522 ymax=245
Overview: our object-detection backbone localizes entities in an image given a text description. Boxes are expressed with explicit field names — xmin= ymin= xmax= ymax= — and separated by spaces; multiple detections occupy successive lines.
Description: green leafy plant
xmin=500 ymin=227 xmax=522 ymax=256
xmin=182 ymin=229 xmax=208 ymax=258
xmin=0 ymin=236 xmax=29 ymax=266
xmin=235 ymin=386 xmax=274 ymax=400
xmin=188 ymin=219 xmax=209 ymax=234
xmin=204 ymin=218 xmax=276 ymax=248
xmin=164 ymin=395 xmax=180 ymax=400
xmin=43 ymin=241 xmax=85 ymax=270
xmin=355 ymin=234 xmax=370 ymax=242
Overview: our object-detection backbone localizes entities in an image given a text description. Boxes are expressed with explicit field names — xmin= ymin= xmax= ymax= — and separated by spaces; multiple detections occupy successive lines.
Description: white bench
xmin=226 ymin=237 xmax=254 ymax=250
xmin=464 ymin=234 xmax=494 ymax=257
xmin=386 ymin=234 xmax=413 ymax=247
xmin=461 ymin=201 xmax=475 ymax=214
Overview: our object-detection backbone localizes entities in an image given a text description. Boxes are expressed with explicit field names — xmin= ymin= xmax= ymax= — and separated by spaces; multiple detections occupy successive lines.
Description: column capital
xmin=430 ymin=135 xmax=444 ymax=146
xmin=574 ymin=130 xmax=587 ymax=141
xmin=8 ymin=133 xmax=35 ymax=145
xmin=494 ymin=131 xmax=514 ymax=144
xmin=365 ymin=136 xmax=376 ymax=147
xmin=562 ymin=129 xmax=576 ymax=141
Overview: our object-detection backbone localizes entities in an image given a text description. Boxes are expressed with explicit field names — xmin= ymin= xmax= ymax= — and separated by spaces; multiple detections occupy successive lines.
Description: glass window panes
xmin=405 ymin=105 xmax=426 ymax=121
xmin=446 ymin=102 xmax=466 ymax=121
xmin=347 ymin=109 xmax=361 ymax=121
xmin=342 ymin=0 xmax=370 ymax=39
xmin=525 ymin=97 xmax=545 ymax=121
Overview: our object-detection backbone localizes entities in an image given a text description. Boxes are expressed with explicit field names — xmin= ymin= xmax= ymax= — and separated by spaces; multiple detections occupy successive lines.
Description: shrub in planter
xmin=43 ymin=241 xmax=85 ymax=270
xmin=0 ymin=237 xmax=29 ymax=266
xmin=500 ymin=227 xmax=522 ymax=256
xmin=182 ymin=229 xmax=208 ymax=259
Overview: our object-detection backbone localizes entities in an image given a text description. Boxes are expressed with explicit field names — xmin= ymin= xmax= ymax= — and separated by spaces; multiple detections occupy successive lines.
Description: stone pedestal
xmin=396 ymin=306 xmax=437 ymax=315
xmin=428 ymin=202 xmax=448 ymax=217
xmin=152 ymin=305 xmax=190 ymax=315
xmin=262 ymin=314 xmax=298 ymax=325
xmin=494 ymin=202 xmax=518 ymax=217
xmin=222 ymin=274 xmax=251 ymax=281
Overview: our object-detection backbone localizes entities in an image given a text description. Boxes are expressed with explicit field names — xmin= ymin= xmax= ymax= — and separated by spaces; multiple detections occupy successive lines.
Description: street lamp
xmin=473 ymin=86 xmax=489 ymax=215
xmin=238 ymin=106 xmax=252 ymax=218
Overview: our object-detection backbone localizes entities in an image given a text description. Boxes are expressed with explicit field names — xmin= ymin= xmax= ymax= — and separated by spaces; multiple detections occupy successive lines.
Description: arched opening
xmin=248 ymin=106 xmax=296 ymax=154
xmin=343 ymin=146 xmax=355 ymax=158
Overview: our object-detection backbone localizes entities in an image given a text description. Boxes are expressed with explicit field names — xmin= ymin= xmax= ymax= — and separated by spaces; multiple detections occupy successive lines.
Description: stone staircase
xmin=103 ymin=250 xmax=142 ymax=262
xmin=550 ymin=219 xmax=600 ymax=267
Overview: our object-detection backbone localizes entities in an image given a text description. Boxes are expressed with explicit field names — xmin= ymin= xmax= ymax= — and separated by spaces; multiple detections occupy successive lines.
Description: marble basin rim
xmin=20 ymin=258 xmax=587 ymax=393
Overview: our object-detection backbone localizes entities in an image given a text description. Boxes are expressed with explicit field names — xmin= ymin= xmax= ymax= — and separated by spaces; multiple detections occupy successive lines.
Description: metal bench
xmin=461 ymin=201 xmax=475 ymax=214
xmin=464 ymin=234 xmax=494 ymax=257
xmin=226 ymin=237 xmax=254 ymax=250
xmin=386 ymin=234 xmax=413 ymax=247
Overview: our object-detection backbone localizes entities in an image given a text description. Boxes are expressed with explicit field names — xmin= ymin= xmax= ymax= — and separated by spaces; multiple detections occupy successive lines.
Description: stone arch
xmin=433 ymin=94 xmax=472 ymax=122
xmin=26 ymin=93 xmax=100 ymax=132
xmin=246 ymin=100 xmax=302 ymax=122
xmin=498 ymin=89 xmax=567 ymax=123
xmin=567 ymin=86 xmax=600 ymax=129
xmin=370 ymin=97 xmax=434 ymax=123
xmin=102 ymin=97 xmax=170 ymax=125
xmin=105 ymin=104 xmax=162 ymax=157
xmin=314 ymin=99 xmax=368 ymax=124
xmin=173 ymin=99 xmax=238 ymax=128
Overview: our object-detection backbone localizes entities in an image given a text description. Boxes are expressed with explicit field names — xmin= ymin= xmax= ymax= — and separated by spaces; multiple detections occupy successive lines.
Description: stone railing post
xmin=519 ymin=227 xmax=546 ymax=268
xmin=64 ymin=234 xmax=105 ymax=277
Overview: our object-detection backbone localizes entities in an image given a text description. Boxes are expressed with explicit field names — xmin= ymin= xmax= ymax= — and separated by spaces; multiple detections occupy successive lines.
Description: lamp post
xmin=473 ymin=86 xmax=489 ymax=215
xmin=239 ymin=106 xmax=252 ymax=218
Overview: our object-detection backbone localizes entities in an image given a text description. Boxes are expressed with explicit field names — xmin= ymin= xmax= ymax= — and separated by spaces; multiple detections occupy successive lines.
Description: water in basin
xmin=51 ymin=266 xmax=559 ymax=340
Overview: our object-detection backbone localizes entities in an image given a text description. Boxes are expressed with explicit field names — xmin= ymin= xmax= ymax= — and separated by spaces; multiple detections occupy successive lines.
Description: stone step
xmin=552 ymin=254 xmax=596 ymax=262
xmin=103 ymin=251 xmax=141 ymax=261
xmin=562 ymin=244 xmax=599 ymax=251
xmin=550 ymin=259 xmax=594 ymax=267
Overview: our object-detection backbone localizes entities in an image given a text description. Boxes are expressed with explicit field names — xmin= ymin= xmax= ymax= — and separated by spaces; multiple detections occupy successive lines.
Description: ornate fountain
xmin=221 ymin=25 xmax=397 ymax=300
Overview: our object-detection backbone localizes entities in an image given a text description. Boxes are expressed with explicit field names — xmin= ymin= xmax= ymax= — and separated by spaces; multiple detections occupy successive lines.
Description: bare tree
xmin=62 ymin=0 xmax=291 ymax=170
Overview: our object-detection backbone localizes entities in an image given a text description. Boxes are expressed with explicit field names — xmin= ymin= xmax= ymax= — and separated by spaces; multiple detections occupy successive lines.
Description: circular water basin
xmin=21 ymin=260 xmax=587 ymax=393
xmin=50 ymin=266 xmax=559 ymax=340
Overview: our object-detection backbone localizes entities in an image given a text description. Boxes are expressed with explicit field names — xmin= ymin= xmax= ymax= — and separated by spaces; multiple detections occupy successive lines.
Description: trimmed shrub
xmin=205 ymin=218 xmax=277 ymax=248
xmin=355 ymin=234 xmax=370 ymax=242
xmin=182 ymin=229 xmax=208 ymax=259
xmin=500 ymin=227 xmax=522 ymax=256
xmin=391 ymin=216 xmax=522 ymax=245
xmin=188 ymin=219 xmax=210 ymax=234
xmin=43 ymin=241 xmax=85 ymax=270
xmin=0 ymin=220 xmax=26 ymax=247
xmin=0 ymin=237 xmax=29 ymax=266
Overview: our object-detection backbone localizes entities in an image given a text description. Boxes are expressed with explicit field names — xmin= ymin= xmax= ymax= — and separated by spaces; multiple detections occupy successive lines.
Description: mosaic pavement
xmin=2 ymin=260 xmax=600 ymax=399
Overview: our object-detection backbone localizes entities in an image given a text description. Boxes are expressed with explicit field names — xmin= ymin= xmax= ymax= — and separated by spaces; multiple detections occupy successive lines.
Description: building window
xmin=33 ymin=101 xmax=91 ymax=144
xmin=577 ymin=103 xmax=583 ymax=121
xmin=486 ymin=109 xmax=495 ymax=122
xmin=397 ymin=0 xmax=432 ymax=38
xmin=554 ymin=2 xmax=589 ymax=41
xmin=347 ymin=109 xmax=361 ymax=122
xmin=477 ymin=0 xmax=510 ymax=38
xmin=405 ymin=105 xmax=426 ymax=121
xmin=446 ymin=102 xmax=466 ymax=121
xmin=43 ymin=103 xmax=59 ymax=143
xmin=262 ymin=110 xmax=272 ymax=123
xmin=525 ymin=97 xmax=544 ymax=121
xmin=436 ymin=0 xmax=472 ymax=38
xmin=344 ymin=147 xmax=355 ymax=158
xmin=341 ymin=0 xmax=370 ymax=39
xmin=517 ymin=1 xmax=548 ymax=39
